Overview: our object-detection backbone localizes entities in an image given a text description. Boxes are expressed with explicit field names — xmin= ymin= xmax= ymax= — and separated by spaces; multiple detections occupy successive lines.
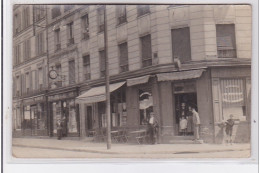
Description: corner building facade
xmin=13 ymin=5 xmax=251 ymax=143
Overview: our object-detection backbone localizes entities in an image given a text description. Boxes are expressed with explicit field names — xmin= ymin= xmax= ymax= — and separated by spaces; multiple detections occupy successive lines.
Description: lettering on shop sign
xmin=49 ymin=91 xmax=76 ymax=101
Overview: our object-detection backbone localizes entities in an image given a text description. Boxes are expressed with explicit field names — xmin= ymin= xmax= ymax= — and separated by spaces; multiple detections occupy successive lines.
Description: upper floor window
xmin=14 ymin=44 xmax=21 ymax=65
xmin=52 ymin=5 xmax=61 ymax=19
xmin=34 ymin=5 xmax=45 ymax=22
xmin=69 ymin=60 xmax=76 ymax=84
xmin=38 ymin=67 xmax=43 ymax=90
xmin=25 ymin=72 xmax=30 ymax=94
xmin=97 ymin=6 xmax=105 ymax=32
xmin=67 ymin=22 xmax=74 ymax=46
xmin=116 ymin=5 xmax=127 ymax=25
xmin=119 ymin=42 xmax=128 ymax=72
xmin=14 ymin=13 xmax=21 ymax=34
xmin=23 ymin=6 xmax=30 ymax=29
xmin=83 ymin=55 xmax=91 ymax=80
xmin=216 ymin=24 xmax=237 ymax=58
xmin=36 ymin=32 xmax=45 ymax=55
xmin=81 ymin=14 xmax=89 ymax=40
xmin=140 ymin=34 xmax=152 ymax=67
xmin=137 ymin=5 xmax=150 ymax=17
xmin=55 ymin=64 xmax=62 ymax=87
xmin=23 ymin=39 xmax=31 ymax=60
xmin=64 ymin=5 xmax=74 ymax=12
xmin=171 ymin=27 xmax=191 ymax=63
xmin=99 ymin=50 xmax=105 ymax=77
xmin=54 ymin=28 xmax=61 ymax=51
xmin=15 ymin=76 xmax=21 ymax=96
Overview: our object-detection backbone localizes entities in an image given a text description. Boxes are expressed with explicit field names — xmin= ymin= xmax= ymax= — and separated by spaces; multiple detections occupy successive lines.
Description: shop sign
xmin=49 ymin=91 xmax=77 ymax=101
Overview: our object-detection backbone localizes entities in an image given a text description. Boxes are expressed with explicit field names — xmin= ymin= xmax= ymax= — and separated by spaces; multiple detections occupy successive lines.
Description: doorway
xmin=174 ymin=93 xmax=197 ymax=136
xmin=85 ymin=106 xmax=93 ymax=136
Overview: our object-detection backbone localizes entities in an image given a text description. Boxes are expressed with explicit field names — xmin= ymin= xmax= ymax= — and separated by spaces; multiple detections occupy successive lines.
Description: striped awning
xmin=127 ymin=75 xmax=150 ymax=87
xmin=157 ymin=69 xmax=204 ymax=82
xmin=76 ymin=81 xmax=126 ymax=104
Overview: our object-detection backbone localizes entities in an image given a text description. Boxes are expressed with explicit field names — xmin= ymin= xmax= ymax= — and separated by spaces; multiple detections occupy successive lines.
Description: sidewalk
xmin=12 ymin=137 xmax=250 ymax=155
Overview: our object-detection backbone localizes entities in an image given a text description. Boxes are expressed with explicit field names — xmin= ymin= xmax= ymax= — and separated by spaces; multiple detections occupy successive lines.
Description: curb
xmin=13 ymin=144 xmax=250 ymax=155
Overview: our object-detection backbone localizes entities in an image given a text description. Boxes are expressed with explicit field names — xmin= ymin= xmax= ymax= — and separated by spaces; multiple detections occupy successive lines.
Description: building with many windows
xmin=13 ymin=4 xmax=251 ymax=143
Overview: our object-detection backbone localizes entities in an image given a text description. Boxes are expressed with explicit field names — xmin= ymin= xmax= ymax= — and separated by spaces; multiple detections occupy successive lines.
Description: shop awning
xmin=76 ymin=81 xmax=126 ymax=104
xmin=127 ymin=75 xmax=150 ymax=87
xmin=156 ymin=69 xmax=204 ymax=82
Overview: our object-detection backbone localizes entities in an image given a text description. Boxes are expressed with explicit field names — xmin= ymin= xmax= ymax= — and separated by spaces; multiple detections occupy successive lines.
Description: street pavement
xmin=12 ymin=137 xmax=251 ymax=158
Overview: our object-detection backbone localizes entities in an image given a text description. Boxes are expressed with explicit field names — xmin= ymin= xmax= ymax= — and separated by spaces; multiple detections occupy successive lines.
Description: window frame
xmin=81 ymin=14 xmax=90 ymax=40
xmin=140 ymin=34 xmax=152 ymax=67
xmin=137 ymin=5 xmax=150 ymax=17
xmin=99 ymin=50 xmax=106 ymax=78
xmin=51 ymin=5 xmax=61 ymax=19
xmin=83 ymin=55 xmax=91 ymax=80
xmin=97 ymin=6 xmax=105 ymax=33
xmin=118 ymin=42 xmax=129 ymax=72
xmin=116 ymin=5 xmax=127 ymax=25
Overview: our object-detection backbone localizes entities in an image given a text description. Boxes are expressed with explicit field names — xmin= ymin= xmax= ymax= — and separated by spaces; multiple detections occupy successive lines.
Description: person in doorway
xmin=178 ymin=103 xmax=187 ymax=135
xmin=148 ymin=112 xmax=158 ymax=144
xmin=191 ymin=107 xmax=200 ymax=140
xmin=225 ymin=114 xmax=235 ymax=145
xmin=179 ymin=116 xmax=188 ymax=136
xmin=56 ymin=119 xmax=63 ymax=140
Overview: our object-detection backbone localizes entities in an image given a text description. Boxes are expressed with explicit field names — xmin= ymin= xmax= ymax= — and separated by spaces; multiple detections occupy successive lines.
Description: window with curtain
xmin=220 ymin=79 xmax=246 ymax=121
xmin=23 ymin=6 xmax=30 ymax=29
xmin=69 ymin=60 xmax=75 ymax=84
xmin=36 ymin=32 xmax=44 ymax=55
xmin=140 ymin=34 xmax=152 ymax=67
xmin=216 ymin=24 xmax=237 ymax=58
xmin=54 ymin=28 xmax=61 ymax=50
xmin=81 ymin=14 xmax=89 ymax=40
xmin=171 ymin=27 xmax=191 ymax=62
xmin=83 ymin=55 xmax=91 ymax=80
xmin=97 ymin=6 xmax=105 ymax=32
xmin=67 ymin=22 xmax=74 ymax=46
xmin=119 ymin=42 xmax=129 ymax=72
xmin=34 ymin=5 xmax=45 ymax=21
xmin=117 ymin=5 xmax=127 ymax=25
xmin=137 ymin=5 xmax=150 ymax=17
xmin=23 ymin=39 xmax=31 ymax=60
xmin=52 ymin=5 xmax=61 ymax=19
xmin=99 ymin=50 xmax=105 ymax=77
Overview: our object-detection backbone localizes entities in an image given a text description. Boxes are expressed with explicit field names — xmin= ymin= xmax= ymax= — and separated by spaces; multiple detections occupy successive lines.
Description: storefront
xmin=48 ymin=90 xmax=80 ymax=137
xmin=21 ymin=95 xmax=48 ymax=136
xmin=211 ymin=67 xmax=251 ymax=143
xmin=12 ymin=100 xmax=23 ymax=137
xmin=76 ymin=81 xmax=126 ymax=137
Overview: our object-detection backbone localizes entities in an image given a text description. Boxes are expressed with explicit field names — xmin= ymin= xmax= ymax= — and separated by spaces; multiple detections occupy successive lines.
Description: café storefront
xmin=48 ymin=89 xmax=80 ymax=137
xmin=21 ymin=95 xmax=48 ymax=136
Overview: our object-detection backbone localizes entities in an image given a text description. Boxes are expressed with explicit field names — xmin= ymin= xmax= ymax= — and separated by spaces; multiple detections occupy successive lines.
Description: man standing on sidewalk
xmin=192 ymin=107 xmax=200 ymax=140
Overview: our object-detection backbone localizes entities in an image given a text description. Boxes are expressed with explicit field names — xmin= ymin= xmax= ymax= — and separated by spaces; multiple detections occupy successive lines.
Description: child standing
xmin=179 ymin=116 xmax=188 ymax=136
xmin=225 ymin=114 xmax=235 ymax=145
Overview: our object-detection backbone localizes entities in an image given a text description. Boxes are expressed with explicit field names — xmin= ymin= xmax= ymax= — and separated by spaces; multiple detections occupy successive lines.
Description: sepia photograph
xmin=10 ymin=4 xmax=253 ymax=159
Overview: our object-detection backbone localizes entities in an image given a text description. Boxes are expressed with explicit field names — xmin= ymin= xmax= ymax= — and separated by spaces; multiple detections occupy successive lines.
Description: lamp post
xmin=104 ymin=5 xmax=111 ymax=150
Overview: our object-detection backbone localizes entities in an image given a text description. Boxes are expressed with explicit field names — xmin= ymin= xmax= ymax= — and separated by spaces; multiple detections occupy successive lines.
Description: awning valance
xmin=157 ymin=69 xmax=204 ymax=82
xmin=127 ymin=75 xmax=150 ymax=87
xmin=76 ymin=81 xmax=126 ymax=104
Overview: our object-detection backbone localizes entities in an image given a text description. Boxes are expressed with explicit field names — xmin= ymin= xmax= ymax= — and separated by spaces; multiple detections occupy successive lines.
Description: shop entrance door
xmin=174 ymin=93 xmax=197 ymax=136
xmin=30 ymin=105 xmax=38 ymax=136
xmin=85 ymin=106 xmax=93 ymax=136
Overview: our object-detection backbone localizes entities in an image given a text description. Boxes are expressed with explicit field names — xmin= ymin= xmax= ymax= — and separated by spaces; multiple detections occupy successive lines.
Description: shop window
xmin=36 ymin=103 xmax=46 ymax=130
xmin=171 ymin=27 xmax=191 ymax=63
xmin=83 ymin=55 xmax=91 ymax=80
xmin=23 ymin=106 xmax=31 ymax=129
xmin=216 ymin=24 xmax=237 ymax=58
xmin=97 ymin=6 xmax=105 ymax=33
xmin=54 ymin=28 xmax=61 ymax=51
xmin=139 ymin=88 xmax=153 ymax=125
xmin=69 ymin=60 xmax=75 ymax=84
xmin=99 ymin=50 xmax=105 ymax=77
xmin=220 ymin=79 xmax=246 ymax=121
xmin=119 ymin=42 xmax=129 ymax=72
xmin=137 ymin=5 xmax=150 ymax=17
xmin=81 ymin=14 xmax=89 ymax=40
xmin=67 ymin=22 xmax=74 ymax=46
xmin=117 ymin=5 xmax=127 ymax=25
xmin=52 ymin=102 xmax=62 ymax=133
xmin=52 ymin=5 xmax=61 ymax=19
xmin=14 ymin=107 xmax=22 ymax=130
xmin=68 ymin=100 xmax=77 ymax=133
xmin=140 ymin=34 xmax=152 ymax=67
